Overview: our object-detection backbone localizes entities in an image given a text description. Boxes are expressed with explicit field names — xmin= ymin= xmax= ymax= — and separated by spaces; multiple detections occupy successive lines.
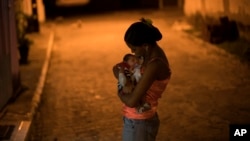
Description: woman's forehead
xmin=127 ymin=44 xmax=134 ymax=48
xmin=128 ymin=55 xmax=136 ymax=60
xmin=127 ymin=43 xmax=138 ymax=48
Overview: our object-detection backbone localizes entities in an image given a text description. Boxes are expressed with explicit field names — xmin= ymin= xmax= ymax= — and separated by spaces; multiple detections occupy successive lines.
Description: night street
xmin=28 ymin=9 xmax=250 ymax=141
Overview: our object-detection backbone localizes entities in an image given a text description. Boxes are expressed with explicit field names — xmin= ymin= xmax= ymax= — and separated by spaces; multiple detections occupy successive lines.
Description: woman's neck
xmin=143 ymin=44 xmax=159 ymax=65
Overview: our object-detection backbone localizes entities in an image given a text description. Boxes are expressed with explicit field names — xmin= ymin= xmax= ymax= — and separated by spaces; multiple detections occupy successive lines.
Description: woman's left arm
xmin=118 ymin=61 xmax=159 ymax=107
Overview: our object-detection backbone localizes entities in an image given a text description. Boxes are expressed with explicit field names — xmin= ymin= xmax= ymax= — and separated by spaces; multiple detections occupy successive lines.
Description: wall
xmin=22 ymin=0 xmax=32 ymax=16
xmin=184 ymin=0 xmax=250 ymax=24
xmin=0 ymin=0 xmax=20 ymax=110
xmin=22 ymin=0 xmax=45 ymax=22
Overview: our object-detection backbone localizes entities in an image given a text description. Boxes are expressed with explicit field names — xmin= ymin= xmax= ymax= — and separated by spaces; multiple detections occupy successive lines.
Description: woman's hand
xmin=122 ymin=84 xmax=134 ymax=94
xmin=118 ymin=60 xmax=159 ymax=107
xmin=122 ymin=77 xmax=134 ymax=93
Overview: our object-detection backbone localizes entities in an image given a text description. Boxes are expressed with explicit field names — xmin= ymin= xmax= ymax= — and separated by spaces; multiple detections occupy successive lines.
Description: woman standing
xmin=113 ymin=18 xmax=171 ymax=141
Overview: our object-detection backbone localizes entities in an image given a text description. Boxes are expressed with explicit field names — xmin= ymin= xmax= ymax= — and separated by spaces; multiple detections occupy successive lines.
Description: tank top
xmin=122 ymin=57 xmax=171 ymax=119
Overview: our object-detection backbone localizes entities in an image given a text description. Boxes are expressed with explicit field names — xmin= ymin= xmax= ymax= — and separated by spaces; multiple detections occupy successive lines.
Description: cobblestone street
xmin=29 ymin=9 xmax=250 ymax=141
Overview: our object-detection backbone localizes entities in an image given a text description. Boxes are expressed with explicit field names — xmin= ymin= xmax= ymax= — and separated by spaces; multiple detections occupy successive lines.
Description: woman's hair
xmin=124 ymin=18 xmax=162 ymax=46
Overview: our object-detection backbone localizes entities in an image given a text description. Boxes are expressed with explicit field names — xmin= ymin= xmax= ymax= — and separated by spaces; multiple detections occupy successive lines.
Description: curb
xmin=13 ymin=31 xmax=55 ymax=141
xmin=29 ymin=31 xmax=54 ymax=119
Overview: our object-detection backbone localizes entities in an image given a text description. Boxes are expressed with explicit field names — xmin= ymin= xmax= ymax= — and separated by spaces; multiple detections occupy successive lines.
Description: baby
xmin=116 ymin=54 xmax=141 ymax=92
xmin=115 ymin=54 xmax=150 ymax=113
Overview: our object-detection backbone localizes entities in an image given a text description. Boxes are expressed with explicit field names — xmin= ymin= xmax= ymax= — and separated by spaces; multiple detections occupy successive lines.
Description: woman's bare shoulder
xmin=147 ymin=56 xmax=171 ymax=80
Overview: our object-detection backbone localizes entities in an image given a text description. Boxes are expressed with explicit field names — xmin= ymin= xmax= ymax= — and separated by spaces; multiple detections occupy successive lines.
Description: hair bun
xmin=152 ymin=27 xmax=162 ymax=41
xmin=140 ymin=18 xmax=162 ymax=41
xmin=140 ymin=18 xmax=153 ymax=26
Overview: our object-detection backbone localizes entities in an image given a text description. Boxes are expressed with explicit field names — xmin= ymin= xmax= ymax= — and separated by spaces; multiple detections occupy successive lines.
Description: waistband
xmin=123 ymin=113 xmax=158 ymax=124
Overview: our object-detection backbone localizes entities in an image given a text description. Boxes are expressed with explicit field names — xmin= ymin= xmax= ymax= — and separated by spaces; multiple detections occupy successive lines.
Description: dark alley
xmin=0 ymin=0 xmax=250 ymax=141
xmin=30 ymin=10 xmax=250 ymax=140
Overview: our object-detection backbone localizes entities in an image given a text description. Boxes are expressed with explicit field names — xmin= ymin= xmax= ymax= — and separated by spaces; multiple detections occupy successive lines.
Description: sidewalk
xmin=0 ymin=23 xmax=54 ymax=141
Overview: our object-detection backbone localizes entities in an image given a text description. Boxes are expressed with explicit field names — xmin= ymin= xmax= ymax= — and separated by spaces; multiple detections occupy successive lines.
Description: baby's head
xmin=123 ymin=54 xmax=138 ymax=68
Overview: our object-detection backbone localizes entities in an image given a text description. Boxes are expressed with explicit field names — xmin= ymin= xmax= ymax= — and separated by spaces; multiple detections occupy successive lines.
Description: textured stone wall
xmin=184 ymin=0 xmax=250 ymax=24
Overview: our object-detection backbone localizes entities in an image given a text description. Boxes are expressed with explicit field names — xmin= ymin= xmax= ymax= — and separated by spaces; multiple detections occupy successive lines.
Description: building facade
xmin=184 ymin=0 xmax=250 ymax=25
xmin=0 ymin=0 xmax=21 ymax=110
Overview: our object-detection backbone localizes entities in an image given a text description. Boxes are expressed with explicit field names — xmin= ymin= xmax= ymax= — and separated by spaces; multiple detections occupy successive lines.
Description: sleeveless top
xmin=122 ymin=57 xmax=171 ymax=119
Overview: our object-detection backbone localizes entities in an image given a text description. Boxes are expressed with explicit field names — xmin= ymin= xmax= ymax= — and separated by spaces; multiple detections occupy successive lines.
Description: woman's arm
xmin=118 ymin=60 xmax=160 ymax=107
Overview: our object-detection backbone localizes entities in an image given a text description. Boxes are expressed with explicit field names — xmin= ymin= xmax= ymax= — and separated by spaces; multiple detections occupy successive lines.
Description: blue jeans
xmin=122 ymin=113 xmax=160 ymax=141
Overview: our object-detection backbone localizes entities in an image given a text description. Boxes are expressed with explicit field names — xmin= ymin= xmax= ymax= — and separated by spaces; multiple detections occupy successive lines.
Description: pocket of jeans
xmin=123 ymin=117 xmax=135 ymax=132
xmin=147 ymin=115 xmax=160 ymax=132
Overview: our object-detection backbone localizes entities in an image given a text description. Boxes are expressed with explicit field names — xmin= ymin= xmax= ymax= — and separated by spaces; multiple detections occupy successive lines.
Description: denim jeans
xmin=122 ymin=113 xmax=160 ymax=141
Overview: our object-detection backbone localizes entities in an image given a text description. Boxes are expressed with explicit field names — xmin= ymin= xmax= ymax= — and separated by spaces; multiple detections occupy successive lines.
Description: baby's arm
xmin=118 ymin=71 xmax=126 ymax=87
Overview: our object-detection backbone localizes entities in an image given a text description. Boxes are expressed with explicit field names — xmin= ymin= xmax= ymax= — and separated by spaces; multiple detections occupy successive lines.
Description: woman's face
xmin=127 ymin=43 xmax=146 ymax=58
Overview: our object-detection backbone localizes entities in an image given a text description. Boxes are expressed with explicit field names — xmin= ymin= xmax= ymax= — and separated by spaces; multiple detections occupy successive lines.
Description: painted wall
xmin=0 ymin=0 xmax=20 ymax=110
xmin=22 ymin=0 xmax=45 ymax=22
xmin=184 ymin=0 xmax=250 ymax=24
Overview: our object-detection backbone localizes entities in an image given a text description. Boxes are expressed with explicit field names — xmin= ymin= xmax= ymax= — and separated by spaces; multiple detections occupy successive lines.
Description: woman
xmin=113 ymin=18 xmax=171 ymax=141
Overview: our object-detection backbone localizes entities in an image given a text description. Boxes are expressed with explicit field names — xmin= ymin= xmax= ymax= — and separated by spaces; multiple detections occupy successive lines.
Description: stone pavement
xmin=1 ymin=8 xmax=250 ymax=141
xmin=29 ymin=9 xmax=250 ymax=141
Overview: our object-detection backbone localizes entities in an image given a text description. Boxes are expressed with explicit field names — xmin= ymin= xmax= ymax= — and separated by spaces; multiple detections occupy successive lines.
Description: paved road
xmin=29 ymin=9 xmax=250 ymax=141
